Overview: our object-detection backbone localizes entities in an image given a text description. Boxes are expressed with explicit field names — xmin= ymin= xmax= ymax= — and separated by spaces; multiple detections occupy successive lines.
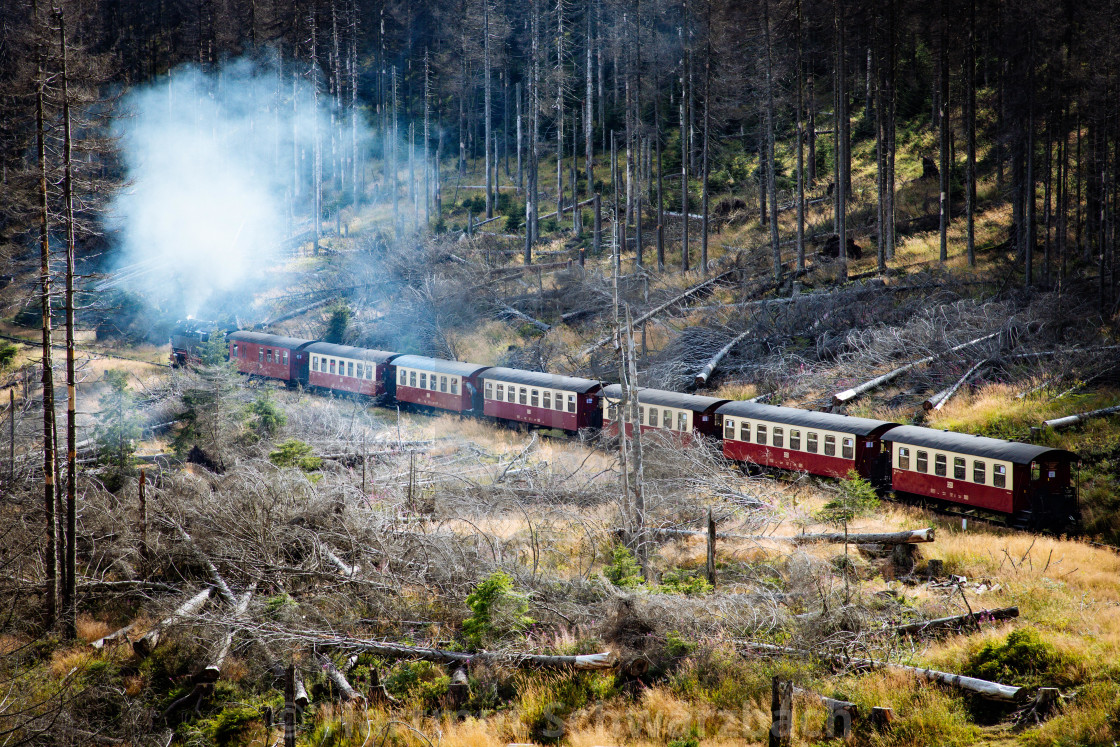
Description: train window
xmin=409 ymin=371 xmax=416 ymax=387
xmin=724 ymin=418 xmax=736 ymax=440
xmin=312 ymin=356 xmax=319 ymax=372
xmin=485 ymin=381 xmax=493 ymax=399
xmin=428 ymin=375 xmax=436 ymax=391
xmin=790 ymin=429 xmax=801 ymax=450
xmin=663 ymin=409 xmax=672 ymax=429
xmin=607 ymin=403 xmax=618 ymax=421
xmin=898 ymin=447 xmax=910 ymax=470
xmin=329 ymin=359 xmax=336 ymax=374
xmin=519 ymin=387 xmax=527 ymax=405
xmin=440 ymin=376 xmax=448 ymax=393
xmin=773 ymin=427 xmax=784 ymax=448
xmin=451 ymin=377 xmax=459 ymax=394
xmin=568 ymin=394 xmax=576 ymax=413
xmin=396 ymin=368 xmax=403 ymax=384
xmin=531 ymin=389 xmax=539 ymax=407
xmin=646 ymin=407 xmax=656 ymax=426
xmin=266 ymin=349 xmax=273 ymax=363
xmin=806 ymin=432 xmax=818 ymax=452
xmin=232 ymin=344 xmax=238 ymax=357
xmin=994 ymin=465 xmax=1007 ymax=488
xmin=916 ymin=451 xmax=928 ymax=472
xmin=954 ymin=457 xmax=966 ymax=480
xmin=823 ymin=435 xmax=835 ymax=456
xmin=367 ymin=365 xmax=373 ymax=380
xmin=1031 ymin=462 xmax=1040 ymax=481
xmin=973 ymin=460 xmax=986 ymax=484
xmin=934 ymin=454 xmax=947 ymax=476
xmin=677 ymin=412 xmax=688 ymax=431
xmin=357 ymin=364 xmax=364 ymax=379
xmin=842 ymin=438 xmax=854 ymax=459
xmin=741 ymin=421 xmax=751 ymax=442
xmin=757 ymin=424 xmax=767 ymax=445
xmin=639 ymin=406 xmax=645 ymax=423
xmin=259 ymin=349 xmax=264 ymax=363
xmin=419 ymin=372 xmax=426 ymax=389
xmin=507 ymin=386 xmax=515 ymax=403
xmin=348 ymin=362 xmax=354 ymax=377
xmin=283 ymin=350 xmax=289 ymax=365
xmin=542 ymin=391 xmax=551 ymax=409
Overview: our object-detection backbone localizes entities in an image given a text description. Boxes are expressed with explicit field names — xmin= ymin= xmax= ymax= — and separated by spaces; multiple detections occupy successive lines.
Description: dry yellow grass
xmin=76 ymin=615 xmax=112 ymax=643
xmin=49 ymin=646 xmax=97 ymax=678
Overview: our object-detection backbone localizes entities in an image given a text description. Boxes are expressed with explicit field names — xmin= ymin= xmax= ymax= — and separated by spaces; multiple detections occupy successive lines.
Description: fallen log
xmin=133 ymin=587 xmax=213 ymax=657
xmin=538 ymin=196 xmax=597 ymax=222
xmin=1042 ymin=403 xmax=1120 ymax=431
xmin=892 ymin=607 xmax=1018 ymax=638
xmin=923 ymin=360 xmax=989 ymax=411
xmin=693 ymin=331 xmax=753 ymax=387
xmin=197 ymin=584 xmax=257 ymax=683
xmin=91 ymin=621 xmax=138 ymax=649
xmin=167 ymin=522 xmax=237 ymax=606
xmin=833 ymin=331 xmax=1002 ymax=407
xmin=319 ymin=543 xmax=360 ymax=578
xmin=497 ymin=303 xmax=551 ymax=333
xmin=644 ymin=526 xmax=933 ymax=545
xmin=578 ymin=269 xmax=738 ymax=357
xmin=318 ymin=653 xmax=364 ymax=702
xmin=741 ymin=641 xmax=1028 ymax=702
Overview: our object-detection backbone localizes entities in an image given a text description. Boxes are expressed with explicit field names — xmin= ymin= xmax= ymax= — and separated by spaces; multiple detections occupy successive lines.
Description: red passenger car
xmin=228 ymin=331 xmax=314 ymax=383
xmin=601 ymin=386 xmax=729 ymax=442
xmin=304 ymin=342 xmax=397 ymax=398
xmin=717 ymin=401 xmax=897 ymax=480
xmin=479 ymin=368 xmax=602 ymax=432
xmin=883 ymin=426 xmax=1080 ymax=527
xmin=390 ymin=356 xmax=490 ymax=413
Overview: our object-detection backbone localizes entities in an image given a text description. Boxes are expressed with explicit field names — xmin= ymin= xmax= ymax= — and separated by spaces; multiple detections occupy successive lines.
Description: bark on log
xmin=577 ymin=270 xmax=738 ymax=357
xmin=923 ymin=360 xmax=988 ymax=411
xmin=538 ymin=196 xmax=596 ymax=221
xmin=833 ymin=331 xmax=1002 ymax=407
xmin=133 ymin=587 xmax=213 ymax=657
xmin=793 ymin=686 xmax=857 ymax=739
xmin=892 ymin=606 xmax=1018 ymax=638
xmin=319 ymin=543 xmax=360 ymax=578
xmin=1042 ymin=403 xmax=1120 ymax=430
xmin=741 ymin=641 xmax=1028 ymax=702
xmin=497 ymin=303 xmax=551 ymax=332
xmin=169 ymin=523 xmax=236 ymax=606
xmin=197 ymin=584 xmax=256 ymax=683
xmin=318 ymin=653 xmax=364 ymax=702
xmin=693 ymin=331 xmax=753 ymax=387
xmin=645 ymin=526 xmax=933 ymax=545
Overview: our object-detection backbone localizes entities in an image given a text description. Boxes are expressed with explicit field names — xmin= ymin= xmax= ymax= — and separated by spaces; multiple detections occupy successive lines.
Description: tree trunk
xmin=585 ymin=4 xmax=594 ymax=203
xmin=795 ymin=0 xmax=806 ymax=271
xmin=484 ymin=0 xmax=493 ymax=219
xmin=36 ymin=52 xmax=57 ymax=632
xmin=555 ymin=0 xmax=564 ymax=221
xmin=763 ymin=0 xmax=780 ymax=282
xmin=58 ymin=7 xmax=78 ymax=640
xmin=938 ymin=0 xmax=950 ymax=263
xmin=835 ymin=0 xmax=848 ymax=280
xmin=965 ymin=0 xmax=976 ymax=266
xmin=656 ymin=88 xmax=665 ymax=270
xmin=681 ymin=67 xmax=690 ymax=272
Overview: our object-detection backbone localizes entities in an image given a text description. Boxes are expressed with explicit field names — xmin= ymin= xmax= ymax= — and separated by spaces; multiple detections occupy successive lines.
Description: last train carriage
xmin=882 ymin=426 xmax=1080 ymax=528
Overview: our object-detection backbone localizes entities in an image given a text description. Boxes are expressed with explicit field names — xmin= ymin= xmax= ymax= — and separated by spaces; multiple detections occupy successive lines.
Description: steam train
xmin=197 ymin=329 xmax=1081 ymax=531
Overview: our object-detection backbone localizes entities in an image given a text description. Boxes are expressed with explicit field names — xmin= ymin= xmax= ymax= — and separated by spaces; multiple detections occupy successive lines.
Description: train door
xmin=1033 ymin=460 xmax=1069 ymax=494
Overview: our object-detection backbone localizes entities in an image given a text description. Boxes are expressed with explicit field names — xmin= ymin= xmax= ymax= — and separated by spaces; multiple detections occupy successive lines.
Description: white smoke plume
xmin=107 ymin=57 xmax=364 ymax=318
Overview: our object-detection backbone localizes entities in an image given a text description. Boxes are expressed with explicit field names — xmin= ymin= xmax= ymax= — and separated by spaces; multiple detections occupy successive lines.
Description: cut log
xmin=644 ymin=526 xmax=934 ymax=545
xmin=133 ymin=587 xmax=213 ymax=657
xmin=496 ymin=303 xmax=551 ymax=333
xmin=196 ymin=584 xmax=256 ymax=683
xmin=168 ymin=522 xmax=237 ymax=606
xmin=318 ymin=653 xmax=364 ymax=703
xmin=891 ymin=606 xmax=1018 ymax=638
xmin=319 ymin=543 xmax=360 ymax=578
xmin=740 ymin=641 xmax=1028 ymax=702
xmin=833 ymin=331 xmax=1002 ymax=407
xmin=693 ymin=331 xmax=753 ymax=387
xmin=923 ymin=360 xmax=988 ymax=411
xmin=1042 ymin=403 xmax=1120 ymax=431
xmin=577 ymin=269 xmax=738 ymax=357
xmin=870 ymin=707 xmax=894 ymax=729
xmin=538 ymin=196 xmax=596 ymax=222
xmin=793 ymin=686 xmax=857 ymax=740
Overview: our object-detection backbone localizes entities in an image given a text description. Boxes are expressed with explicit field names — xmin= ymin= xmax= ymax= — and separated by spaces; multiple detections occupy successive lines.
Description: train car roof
xmin=882 ymin=425 xmax=1079 ymax=464
xmin=303 ymin=342 xmax=398 ymax=363
xmin=480 ymin=367 xmax=603 ymax=393
xmin=391 ymin=355 xmax=491 ymax=377
xmin=228 ymin=330 xmax=315 ymax=349
xmin=716 ymin=401 xmax=898 ymax=437
xmin=601 ymin=384 xmax=729 ymax=412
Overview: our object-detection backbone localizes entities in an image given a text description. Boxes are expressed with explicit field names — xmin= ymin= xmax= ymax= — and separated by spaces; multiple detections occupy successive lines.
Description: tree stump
xmin=770 ymin=677 xmax=793 ymax=747
xmin=870 ymin=706 xmax=894 ymax=730
xmin=927 ymin=558 xmax=944 ymax=580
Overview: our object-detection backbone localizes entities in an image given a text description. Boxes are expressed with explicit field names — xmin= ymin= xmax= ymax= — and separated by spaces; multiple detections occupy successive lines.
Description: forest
xmin=2 ymin=0 xmax=1120 ymax=745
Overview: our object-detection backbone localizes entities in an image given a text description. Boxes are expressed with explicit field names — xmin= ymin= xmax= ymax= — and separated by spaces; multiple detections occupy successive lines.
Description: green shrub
xmin=462 ymin=571 xmax=534 ymax=648
xmin=247 ymin=390 xmax=286 ymax=437
xmin=204 ymin=704 xmax=261 ymax=746
xmin=658 ymin=568 xmax=713 ymax=596
xmin=0 ymin=342 xmax=17 ymax=368
xmin=603 ymin=544 xmax=644 ymax=588
xmin=268 ymin=439 xmax=321 ymax=472
xmin=964 ymin=627 xmax=1083 ymax=688
xmin=384 ymin=660 xmax=450 ymax=707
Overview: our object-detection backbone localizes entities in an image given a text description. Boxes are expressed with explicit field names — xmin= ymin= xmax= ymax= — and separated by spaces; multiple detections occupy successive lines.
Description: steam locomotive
xmin=214 ymin=330 xmax=1081 ymax=531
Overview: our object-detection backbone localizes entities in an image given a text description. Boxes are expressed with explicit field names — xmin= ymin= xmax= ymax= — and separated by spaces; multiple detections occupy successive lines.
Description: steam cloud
xmin=108 ymin=57 xmax=363 ymax=318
